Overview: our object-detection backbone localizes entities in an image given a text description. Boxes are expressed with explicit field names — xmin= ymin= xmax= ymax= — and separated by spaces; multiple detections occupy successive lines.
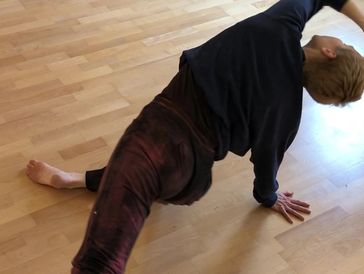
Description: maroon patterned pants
xmin=71 ymin=64 xmax=216 ymax=273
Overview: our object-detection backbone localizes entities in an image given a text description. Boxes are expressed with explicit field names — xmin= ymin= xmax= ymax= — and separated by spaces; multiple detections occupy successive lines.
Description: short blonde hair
xmin=303 ymin=47 xmax=364 ymax=106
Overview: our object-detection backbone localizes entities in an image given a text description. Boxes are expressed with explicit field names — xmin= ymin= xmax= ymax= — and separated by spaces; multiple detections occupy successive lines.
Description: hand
xmin=271 ymin=191 xmax=311 ymax=224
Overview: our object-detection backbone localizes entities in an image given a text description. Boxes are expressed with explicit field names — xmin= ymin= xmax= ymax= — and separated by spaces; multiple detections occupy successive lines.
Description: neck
xmin=302 ymin=47 xmax=320 ymax=62
xmin=302 ymin=47 xmax=318 ymax=90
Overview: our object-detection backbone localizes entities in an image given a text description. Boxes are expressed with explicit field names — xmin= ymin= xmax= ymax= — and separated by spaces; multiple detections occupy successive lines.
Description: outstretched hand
xmin=271 ymin=191 xmax=311 ymax=224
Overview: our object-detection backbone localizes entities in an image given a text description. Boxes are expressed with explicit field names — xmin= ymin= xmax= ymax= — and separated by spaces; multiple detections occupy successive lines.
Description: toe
xmin=29 ymin=160 xmax=37 ymax=166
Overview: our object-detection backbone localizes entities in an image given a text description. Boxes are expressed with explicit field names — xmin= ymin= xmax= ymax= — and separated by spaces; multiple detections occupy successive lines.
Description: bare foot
xmin=26 ymin=160 xmax=86 ymax=189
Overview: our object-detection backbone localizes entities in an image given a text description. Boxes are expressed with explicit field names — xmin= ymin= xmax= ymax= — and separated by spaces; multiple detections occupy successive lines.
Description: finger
xmin=286 ymin=207 xmax=305 ymax=221
xmin=283 ymin=191 xmax=294 ymax=197
xmin=288 ymin=203 xmax=311 ymax=214
xmin=290 ymin=199 xmax=310 ymax=208
xmin=279 ymin=206 xmax=293 ymax=224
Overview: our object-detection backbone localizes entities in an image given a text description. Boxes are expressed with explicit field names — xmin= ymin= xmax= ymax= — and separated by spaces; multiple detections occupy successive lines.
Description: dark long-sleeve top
xmin=179 ymin=0 xmax=348 ymax=207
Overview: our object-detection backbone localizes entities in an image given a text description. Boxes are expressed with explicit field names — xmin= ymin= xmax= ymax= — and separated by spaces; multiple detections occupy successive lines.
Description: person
xmin=25 ymin=0 xmax=364 ymax=273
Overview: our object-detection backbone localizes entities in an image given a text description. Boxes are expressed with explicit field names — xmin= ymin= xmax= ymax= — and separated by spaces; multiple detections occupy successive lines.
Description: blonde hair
xmin=303 ymin=47 xmax=364 ymax=106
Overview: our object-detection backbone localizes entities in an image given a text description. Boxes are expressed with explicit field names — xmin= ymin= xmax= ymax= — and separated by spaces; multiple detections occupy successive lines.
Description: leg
xmin=71 ymin=133 xmax=160 ymax=274
xmin=71 ymin=98 xmax=205 ymax=273
xmin=72 ymin=62 xmax=215 ymax=273
xmin=26 ymin=160 xmax=106 ymax=191
xmin=85 ymin=167 xmax=106 ymax=192
xmin=70 ymin=107 xmax=215 ymax=273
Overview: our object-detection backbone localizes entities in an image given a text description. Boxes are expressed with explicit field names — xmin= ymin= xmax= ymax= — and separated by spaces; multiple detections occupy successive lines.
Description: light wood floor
xmin=1 ymin=0 xmax=364 ymax=273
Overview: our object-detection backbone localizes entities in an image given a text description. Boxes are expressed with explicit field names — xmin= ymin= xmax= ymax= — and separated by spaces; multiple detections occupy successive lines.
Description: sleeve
xmin=263 ymin=0 xmax=349 ymax=33
xmin=249 ymin=107 xmax=299 ymax=207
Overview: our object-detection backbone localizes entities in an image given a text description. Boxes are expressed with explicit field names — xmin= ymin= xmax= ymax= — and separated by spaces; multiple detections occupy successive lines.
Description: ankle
xmin=70 ymin=172 xmax=87 ymax=188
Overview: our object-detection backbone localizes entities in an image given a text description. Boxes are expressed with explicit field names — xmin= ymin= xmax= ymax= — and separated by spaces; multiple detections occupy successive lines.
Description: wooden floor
xmin=1 ymin=0 xmax=364 ymax=273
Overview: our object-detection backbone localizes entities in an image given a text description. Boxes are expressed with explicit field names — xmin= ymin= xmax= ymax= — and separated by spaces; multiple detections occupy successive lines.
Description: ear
xmin=321 ymin=47 xmax=337 ymax=59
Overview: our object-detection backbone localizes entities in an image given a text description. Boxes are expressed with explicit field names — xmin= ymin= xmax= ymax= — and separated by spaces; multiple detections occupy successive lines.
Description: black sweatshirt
xmin=180 ymin=0 xmax=348 ymax=207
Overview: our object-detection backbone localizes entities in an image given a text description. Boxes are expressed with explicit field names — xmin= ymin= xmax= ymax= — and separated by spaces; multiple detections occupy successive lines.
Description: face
xmin=305 ymin=35 xmax=356 ymax=52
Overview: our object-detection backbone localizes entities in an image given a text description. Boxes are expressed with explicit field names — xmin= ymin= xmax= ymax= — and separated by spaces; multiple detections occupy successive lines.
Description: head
xmin=303 ymin=35 xmax=364 ymax=106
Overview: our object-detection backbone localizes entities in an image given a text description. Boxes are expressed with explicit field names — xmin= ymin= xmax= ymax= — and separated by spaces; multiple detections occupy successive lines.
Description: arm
xmin=249 ymin=108 xmax=294 ymax=208
xmin=263 ymin=0 xmax=350 ymax=33
xmin=250 ymin=146 xmax=280 ymax=208
xmin=340 ymin=0 xmax=364 ymax=31
xmin=249 ymin=102 xmax=311 ymax=223
xmin=250 ymin=131 xmax=312 ymax=223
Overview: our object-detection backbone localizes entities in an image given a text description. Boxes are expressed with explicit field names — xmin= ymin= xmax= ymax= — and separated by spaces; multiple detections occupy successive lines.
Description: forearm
xmin=340 ymin=0 xmax=364 ymax=31
xmin=250 ymin=149 xmax=281 ymax=207
xmin=253 ymin=178 xmax=278 ymax=207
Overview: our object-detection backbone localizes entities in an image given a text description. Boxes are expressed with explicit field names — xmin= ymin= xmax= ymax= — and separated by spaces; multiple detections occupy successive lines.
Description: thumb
xmin=283 ymin=191 xmax=294 ymax=197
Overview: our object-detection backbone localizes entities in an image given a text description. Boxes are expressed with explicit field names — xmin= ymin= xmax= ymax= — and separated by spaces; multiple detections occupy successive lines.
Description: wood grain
xmin=1 ymin=0 xmax=364 ymax=273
